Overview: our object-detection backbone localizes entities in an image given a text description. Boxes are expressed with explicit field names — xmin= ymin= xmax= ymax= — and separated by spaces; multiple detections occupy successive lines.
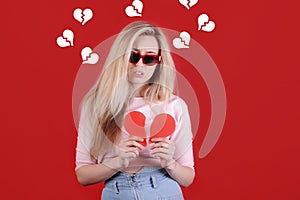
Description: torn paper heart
xmin=179 ymin=0 xmax=198 ymax=10
xmin=56 ymin=29 xmax=74 ymax=47
xmin=73 ymin=8 xmax=93 ymax=25
xmin=125 ymin=0 xmax=143 ymax=17
xmin=124 ymin=111 xmax=175 ymax=146
xmin=198 ymin=13 xmax=216 ymax=32
xmin=124 ymin=111 xmax=147 ymax=146
xmin=172 ymin=31 xmax=191 ymax=49
xmin=149 ymin=113 xmax=176 ymax=142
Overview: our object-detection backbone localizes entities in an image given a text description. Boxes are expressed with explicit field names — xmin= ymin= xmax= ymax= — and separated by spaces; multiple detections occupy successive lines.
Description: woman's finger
xmin=126 ymin=136 xmax=144 ymax=142
xmin=151 ymin=147 xmax=172 ymax=155
xmin=122 ymin=151 xmax=138 ymax=159
xmin=151 ymin=152 xmax=170 ymax=160
xmin=123 ymin=140 xmax=144 ymax=150
xmin=124 ymin=147 xmax=139 ymax=155
xmin=151 ymin=137 xmax=171 ymax=144
xmin=151 ymin=142 xmax=171 ymax=149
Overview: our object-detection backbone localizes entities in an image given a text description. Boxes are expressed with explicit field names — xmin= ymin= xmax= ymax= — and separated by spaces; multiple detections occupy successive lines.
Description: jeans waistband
xmin=104 ymin=167 xmax=169 ymax=191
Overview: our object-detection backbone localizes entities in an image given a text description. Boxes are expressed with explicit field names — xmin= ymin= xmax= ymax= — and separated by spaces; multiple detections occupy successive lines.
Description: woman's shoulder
xmin=169 ymin=94 xmax=184 ymax=101
xmin=157 ymin=94 xmax=189 ymax=118
xmin=168 ymin=94 xmax=188 ymax=107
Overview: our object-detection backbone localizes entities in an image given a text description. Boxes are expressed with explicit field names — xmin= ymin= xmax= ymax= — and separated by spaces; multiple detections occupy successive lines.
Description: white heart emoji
xmin=73 ymin=9 xmax=83 ymax=23
xmin=125 ymin=6 xmax=141 ymax=17
xmin=173 ymin=31 xmax=190 ymax=49
xmin=179 ymin=0 xmax=198 ymax=10
xmin=82 ymin=53 xmax=99 ymax=64
xmin=81 ymin=47 xmax=92 ymax=61
xmin=125 ymin=0 xmax=143 ymax=17
xmin=81 ymin=47 xmax=99 ymax=64
xmin=198 ymin=13 xmax=215 ymax=32
xmin=198 ymin=13 xmax=209 ymax=30
xmin=179 ymin=31 xmax=190 ymax=45
xmin=202 ymin=21 xmax=215 ymax=32
xmin=56 ymin=29 xmax=74 ymax=47
xmin=132 ymin=0 xmax=143 ymax=13
xmin=173 ymin=38 xmax=189 ymax=49
xmin=56 ymin=36 xmax=70 ymax=47
xmin=73 ymin=8 xmax=93 ymax=25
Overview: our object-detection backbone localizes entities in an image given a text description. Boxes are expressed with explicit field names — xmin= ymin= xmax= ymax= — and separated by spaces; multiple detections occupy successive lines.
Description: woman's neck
xmin=131 ymin=83 xmax=145 ymax=97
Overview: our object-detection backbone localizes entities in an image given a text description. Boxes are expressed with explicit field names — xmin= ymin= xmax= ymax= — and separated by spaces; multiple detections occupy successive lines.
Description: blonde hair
xmin=81 ymin=21 xmax=176 ymax=160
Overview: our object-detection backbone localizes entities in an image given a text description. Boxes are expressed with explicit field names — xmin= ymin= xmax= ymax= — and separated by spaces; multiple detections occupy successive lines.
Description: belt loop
xmin=113 ymin=181 xmax=119 ymax=194
xmin=150 ymin=176 xmax=157 ymax=188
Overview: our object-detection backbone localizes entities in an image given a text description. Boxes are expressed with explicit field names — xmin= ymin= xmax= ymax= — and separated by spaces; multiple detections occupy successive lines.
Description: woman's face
xmin=128 ymin=35 xmax=160 ymax=87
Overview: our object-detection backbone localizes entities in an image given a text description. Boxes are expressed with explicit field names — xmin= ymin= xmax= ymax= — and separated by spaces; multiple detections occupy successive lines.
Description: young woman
xmin=75 ymin=21 xmax=195 ymax=199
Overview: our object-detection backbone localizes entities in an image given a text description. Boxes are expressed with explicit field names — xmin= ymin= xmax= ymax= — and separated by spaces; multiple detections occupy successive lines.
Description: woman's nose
xmin=135 ymin=58 xmax=144 ymax=67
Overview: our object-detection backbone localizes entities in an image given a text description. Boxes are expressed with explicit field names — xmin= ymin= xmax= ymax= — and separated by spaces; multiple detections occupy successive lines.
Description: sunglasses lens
xmin=143 ymin=55 xmax=158 ymax=65
xmin=129 ymin=52 xmax=140 ymax=64
xmin=129 ymin=51 xmax=160 ymax=65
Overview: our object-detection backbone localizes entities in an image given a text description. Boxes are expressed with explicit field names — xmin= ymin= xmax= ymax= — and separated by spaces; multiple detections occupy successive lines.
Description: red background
xmin=1 ymin=0 xmax=300 ymax=199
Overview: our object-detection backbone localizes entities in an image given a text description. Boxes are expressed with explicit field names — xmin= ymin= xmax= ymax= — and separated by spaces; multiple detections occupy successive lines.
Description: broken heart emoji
xmin=173 ymin=31 xmax=191 ymax=49
xmin=56 ymin=29 xmax=74 ymax=48
xmin=81 ymin=47 xmax=99 ymax=64
xmin=124 ymin=111 xmax=176 ymax=146
xmin=125 ymin=0 xmax=143 ymax=17
xmin=73 ymin=8 xmax=93 ymax=25
xmin=198 ymin=13 xmax=216 ymax=32
xmin=179 ymin=0 xmax=198 ymax=10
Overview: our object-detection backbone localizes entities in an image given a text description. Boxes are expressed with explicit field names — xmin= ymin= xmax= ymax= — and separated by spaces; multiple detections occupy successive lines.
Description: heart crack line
xmin=180 ymin=37 xmax=189 ymax=46
xmin=62 ymin=36 xmax=72 ymax=46
xmin=133 ymin=6 xmax=141 ymax=14
xmin=199 ymin=21 xmax=210 ymax=30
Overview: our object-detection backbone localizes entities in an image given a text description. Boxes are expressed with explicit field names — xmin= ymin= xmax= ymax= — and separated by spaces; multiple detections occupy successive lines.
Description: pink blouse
xmin=75 ymin=95 xmax=194 ymax=171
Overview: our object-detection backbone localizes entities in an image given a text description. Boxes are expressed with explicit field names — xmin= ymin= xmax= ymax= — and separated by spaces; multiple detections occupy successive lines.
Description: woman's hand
xmin=108 ymin=136 xmax=144 ymax=170
xmin=150 ymin=138 xmax=176 ymax=168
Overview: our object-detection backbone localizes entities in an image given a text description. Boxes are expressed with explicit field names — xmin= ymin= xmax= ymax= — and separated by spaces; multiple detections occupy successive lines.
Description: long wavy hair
xmin=80 ymin=21 xmax=176 ymax=160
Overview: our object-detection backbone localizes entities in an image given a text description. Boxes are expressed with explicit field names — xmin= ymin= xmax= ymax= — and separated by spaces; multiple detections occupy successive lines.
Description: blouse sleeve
xmin=75 ymin=105 xmax=96 ymax=171
xmin=170 ymin=98 xmax=195 ymax=170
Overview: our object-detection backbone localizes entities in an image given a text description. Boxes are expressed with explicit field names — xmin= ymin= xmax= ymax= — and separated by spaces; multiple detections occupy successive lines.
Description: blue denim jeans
xmin=102 ymin=167 xmax=184 ymax=200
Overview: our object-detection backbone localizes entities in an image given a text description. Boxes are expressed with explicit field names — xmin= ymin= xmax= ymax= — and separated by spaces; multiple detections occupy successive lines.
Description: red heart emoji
xmin=124 ymin=111 xmax=175 ymax=146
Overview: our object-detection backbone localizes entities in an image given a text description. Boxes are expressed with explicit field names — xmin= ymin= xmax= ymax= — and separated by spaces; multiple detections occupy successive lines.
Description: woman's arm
xmin=76 ymin=157 xmax=119 ymax=186
xmin=150 ymin=138 xmax=195 ymax=187
xmin=165 ymin=160 xmax=195 ymax=187
xmin=76 ymin=136 xmax=144 ymax=186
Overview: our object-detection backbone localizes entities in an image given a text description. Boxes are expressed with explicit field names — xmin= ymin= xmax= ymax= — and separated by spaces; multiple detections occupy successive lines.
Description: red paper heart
xmin=124 ymin=111 xmax=147 ymax=146
xmin=149 ymin=113 xmax=176 ymax=142
xmin=124 ymin=111 xmax=175 ymax=146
